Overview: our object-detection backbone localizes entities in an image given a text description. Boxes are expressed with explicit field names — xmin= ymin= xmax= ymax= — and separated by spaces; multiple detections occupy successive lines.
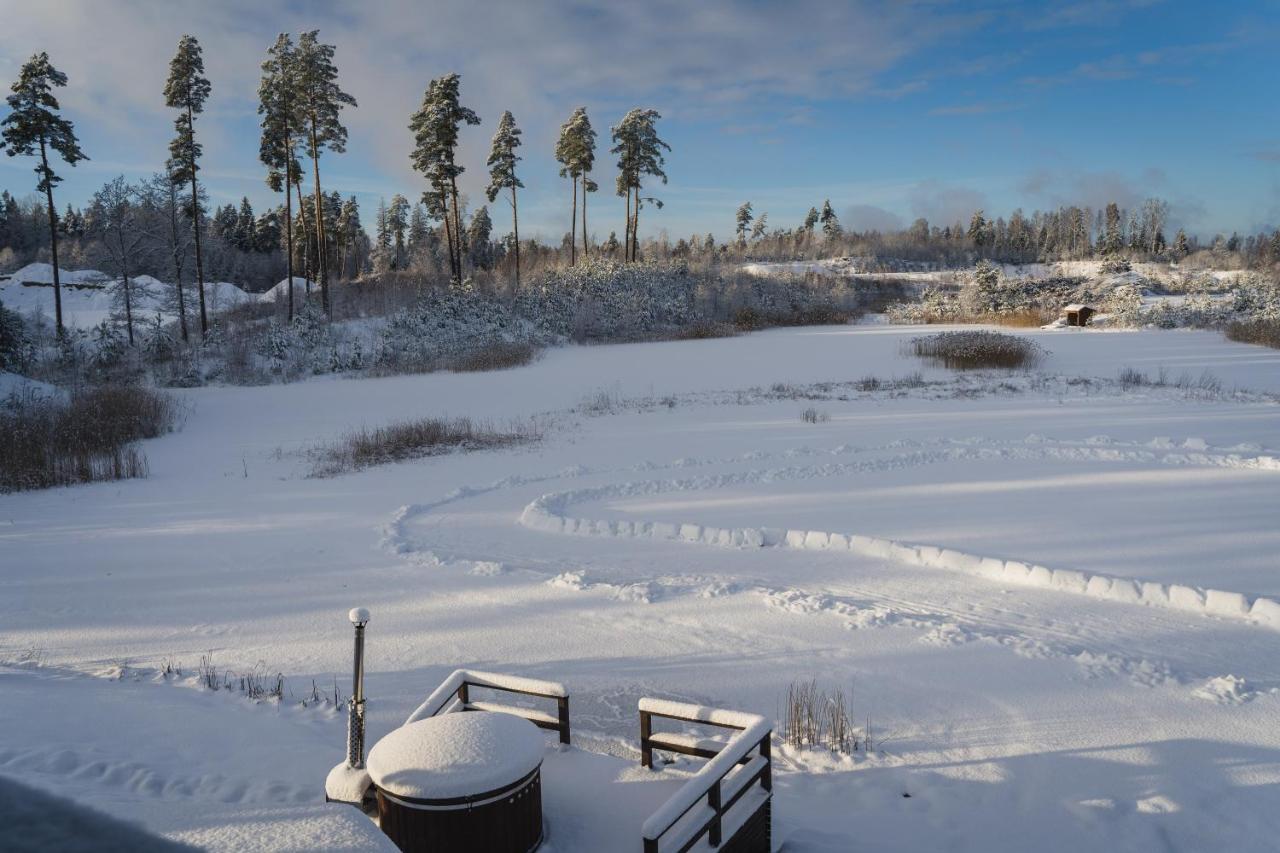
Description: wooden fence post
xmin=557 ymin=696 xmax=571 ymax=745
xmin=707 ymin=778 xmax=722 ymax=846
xmin=640 ymin=710 xmax=653 ymax=769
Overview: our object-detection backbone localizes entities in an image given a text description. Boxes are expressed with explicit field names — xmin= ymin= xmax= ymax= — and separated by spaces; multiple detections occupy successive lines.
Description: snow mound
xmin=1191 ymin=675 xmax=1257 ymax=705
xmin=367 ymin=712 xmax=544 ymax=799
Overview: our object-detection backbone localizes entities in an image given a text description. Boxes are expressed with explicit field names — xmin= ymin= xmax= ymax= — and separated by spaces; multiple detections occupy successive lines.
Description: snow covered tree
xmin=1 ymin=52 xmax=87 ymax=335
xmin=138 ymin=170 xmax=193 ymax=341
xmin=89 ymin=176 xmax=150 ymax=345
xmin=611 ymin=108 xmax=669 ymax=262
xmin=555 ymin=107 xmax=597 ymax=264
xmin=735 ymin=202 xmax=753 ymax=246
xmin=820 ymin=200 xmax=841 ymax=239
xmin=967 ymin=209 xmax=988 ymax=249
xmin=1140 ymin=198 xmax=1168 ymax=257
xmin=751 ymin=212 xmax=768 ymax=242
xmin=803 ymin=207 xmax=819 ymax=234
xmin=258 ymin=32 xmax=303 ymax=320
xmin=1173 ymin=228 xmax=1189 ymax=258
xmin=468 ymin=205 xmax=493 ymax=270
xmin=1102 ymin=202 xmax=1124 ymax=255
xmin=486 ymin=110 xmax=523 ymax=285
xmin=164 ymin=35 xmax=211 ymax=336
xmin=388 ymin=194 xmax=410 ymax=269
xmin=294 ymin=31 xmax=356 ymax=317
xmin=234 ymin=197 xmax=255 ymax=252
xmin=336 ymin=195 xmax=364 ymax=278
xmin=409 ymin=72 xmax=479 ymax=283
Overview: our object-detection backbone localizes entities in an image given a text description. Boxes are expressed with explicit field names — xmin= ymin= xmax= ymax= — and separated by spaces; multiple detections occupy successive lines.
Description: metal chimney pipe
xmin=346 ymin=607 xmax=370 ymax=769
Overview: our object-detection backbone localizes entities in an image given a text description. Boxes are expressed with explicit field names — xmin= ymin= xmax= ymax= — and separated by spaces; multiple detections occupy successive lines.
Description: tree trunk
xmin=449 ymin=175 xmax=463 ymax=283
xmin=168 ymin=179 xmax=188 ymax=342
xmin=38 ymin=139 xmax=63 ymax=335
xmin=581 ymin=177 xmax=588 ymax=260
xmin=624 ymin=187 xmax=631 ymax=263
xmin=631 ymin=189 xmax=640 ymax=263
xmin=441 ymin=201 xmax=457 ymax=282
xmin=123 ymin=269 xmax=134 ymax=346
xmin=511 ymin=184 xmax=520 ymax=288
xmin=283 ymin=133 xmax=295 ymax=324
xmin=295 ymin=178 xmax=312 ymax=295
xmin=187 ymin=104 xmax=208 ymax=338
xmin=309 ymin=119 xmax=329 ymax=318
xmin=569 ymin=175 xmax=577 ymax=266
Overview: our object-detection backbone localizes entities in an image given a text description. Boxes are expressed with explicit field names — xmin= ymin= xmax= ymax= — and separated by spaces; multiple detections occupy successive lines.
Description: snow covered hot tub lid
xmin=367 ymin=712 xmax=544 ymax=801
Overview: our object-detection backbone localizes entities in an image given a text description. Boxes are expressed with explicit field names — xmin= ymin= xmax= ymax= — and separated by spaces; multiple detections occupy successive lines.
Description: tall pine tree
xmin=409 ymin=73 xmax=479 ymax=283
xmin=486 ymin=110 xmax=523 ymax=285
xmin=1 ymin=53 xmax=87 ymax=335
xmin=555 ymin=107 xmax=597 ymax=264
xmin=164 ymin=35 xmax=211 ymax=336
xmin=294 ymin=30 xmax=356 ymax=317
xmin=258 ymin=33 xmax=303 ymax=321
xmin=611 ymin=108 xmax=669 ymax=262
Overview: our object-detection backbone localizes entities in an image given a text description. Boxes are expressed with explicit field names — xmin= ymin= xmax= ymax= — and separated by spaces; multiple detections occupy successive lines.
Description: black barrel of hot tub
xmin=375 ymin=763 xmax=543 ymax=853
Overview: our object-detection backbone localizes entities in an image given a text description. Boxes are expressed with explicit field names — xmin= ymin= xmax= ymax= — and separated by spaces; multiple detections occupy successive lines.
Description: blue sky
xmin=1 ymin=0 xmax=1277 ymax=243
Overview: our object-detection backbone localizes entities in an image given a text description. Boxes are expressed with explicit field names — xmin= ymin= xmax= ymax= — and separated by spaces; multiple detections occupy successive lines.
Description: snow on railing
xmin=405 ymin=669 xmax=571 ymax=744
xmin=639 ymin=699 xmax=772 ymax=853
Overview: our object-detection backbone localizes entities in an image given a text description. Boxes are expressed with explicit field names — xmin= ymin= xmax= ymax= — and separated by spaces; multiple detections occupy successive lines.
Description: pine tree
xmin=388 ymin=194 xmax=410 ymax=269
xmin=337 ymin=196 xmax=363 ymax=277
xmin=258 ymin=33 xmax=304 ymax=321
xmin=409 ymin=73 xmax=479 ymax=283
xmin=164 ymin=35 xmax=211 ymax=336
xmin=967 ymin=209 xmax=988 ymax=248
xmin=1103 ymin=202 xmax=1123 ymax=255
xmin=820 ymin=200 xmax=840 ymax=239
xmin=611 ymin=109 xmax=670 ymax=262
xmin=751 ymin=212 xmax=768 ymax=242
xmin=486 ymin=110 xmax=524 ymax=285
xmin=803 ymin=207 xmax=819 ymax=234
xmin=735 ymin=202 xmax=753 ymax=246
xmin=295 ymin=30 xmax=356 ymax=316
xmin=234 ymin=197 xmax=255 ymax=251
xmin=556 ymin=107 xmax=597 ymax=264
xmin=468 ymin=205 xmax=494 ymax=270
xmin=0 ymin=53 xmax=87 ymax=334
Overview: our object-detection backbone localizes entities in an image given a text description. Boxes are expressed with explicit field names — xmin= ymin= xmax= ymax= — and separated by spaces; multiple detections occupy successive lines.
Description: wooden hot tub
xmin=366 ymin=712 xmax=545 ymax=853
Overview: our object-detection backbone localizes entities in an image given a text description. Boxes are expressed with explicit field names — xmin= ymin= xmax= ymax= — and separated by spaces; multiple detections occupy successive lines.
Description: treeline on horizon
xmin=2 ymin=33 xmax=1278 ymax=338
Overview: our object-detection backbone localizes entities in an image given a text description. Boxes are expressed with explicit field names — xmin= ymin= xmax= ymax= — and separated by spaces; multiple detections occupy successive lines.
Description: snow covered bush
xmin=375 ymin=284 xmax=532 ymax=372
xmin=0 ymin=298 xmax=32 ymax=372
xmin=516 ymin=259 xmax=700 ymax=341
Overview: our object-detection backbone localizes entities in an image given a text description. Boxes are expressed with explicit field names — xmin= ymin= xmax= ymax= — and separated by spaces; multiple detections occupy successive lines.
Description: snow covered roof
xmin=367 ymin=712 xmax=544 ymax=800
xmin=1063 ymin=303 xmax=1093 ymax=312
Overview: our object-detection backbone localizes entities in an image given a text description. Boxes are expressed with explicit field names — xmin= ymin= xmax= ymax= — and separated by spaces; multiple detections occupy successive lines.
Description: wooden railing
xmin=405 ymin=669 xmax=571 ymax=745
xmin=639 ymin=699 xmax=772 ymax=853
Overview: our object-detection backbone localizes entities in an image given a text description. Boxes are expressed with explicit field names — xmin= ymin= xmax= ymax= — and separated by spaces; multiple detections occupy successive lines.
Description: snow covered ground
xmin=4 ymin=323 xmax=1280 ymax=850
xmin=0 ymin=263 xmax=253 ymax=328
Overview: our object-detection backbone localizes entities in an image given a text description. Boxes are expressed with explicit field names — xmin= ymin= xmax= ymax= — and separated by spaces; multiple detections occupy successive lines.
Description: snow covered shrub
xmin=517 ymin=259 xmax=700 ymax=341
xmin=1098 ymin=256 xmax=1132 ymax=275
xmin=375 ymin=285 xmax=529 ymax=372
xmin=0 ymin=385 xmax=179 ymax=492
xmin=0 ymin=298 xmax=32 ymax=371
xmin=909 ymin=330 xmax=1045 ymax=370
xmin=1104 ymin=283 xmax=1144 ymax=325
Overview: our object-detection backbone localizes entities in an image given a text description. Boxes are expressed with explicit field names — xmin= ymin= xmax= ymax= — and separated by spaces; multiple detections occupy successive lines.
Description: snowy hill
xmin=0 ymin=263 xmax=253 ymax=327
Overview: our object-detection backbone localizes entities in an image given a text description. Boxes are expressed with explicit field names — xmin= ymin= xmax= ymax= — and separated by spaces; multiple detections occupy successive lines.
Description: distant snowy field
xmin=4 ymin=324 xmax=1280 ymax=851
